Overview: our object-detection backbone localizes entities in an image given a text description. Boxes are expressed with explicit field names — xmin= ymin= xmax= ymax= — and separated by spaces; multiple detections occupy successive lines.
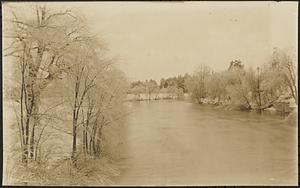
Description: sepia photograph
xmin=2 ymin=1 xmax=298 ymax=186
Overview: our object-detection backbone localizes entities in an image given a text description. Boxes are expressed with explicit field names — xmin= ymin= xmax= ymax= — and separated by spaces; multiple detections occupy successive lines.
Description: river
xmin=114 ymin=100 xmax=297 ymax=186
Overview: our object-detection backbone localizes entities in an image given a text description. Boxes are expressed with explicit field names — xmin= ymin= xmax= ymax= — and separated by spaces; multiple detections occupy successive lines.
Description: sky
xmin=3 ymin=1 xmax=298 ymax=82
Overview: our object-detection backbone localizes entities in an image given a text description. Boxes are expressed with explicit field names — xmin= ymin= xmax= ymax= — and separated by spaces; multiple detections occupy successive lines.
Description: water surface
xmin=115 ymin=100 xmax=297 ymax=185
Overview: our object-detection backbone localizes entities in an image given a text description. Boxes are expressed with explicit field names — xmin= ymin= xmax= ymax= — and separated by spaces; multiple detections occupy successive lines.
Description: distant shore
xmin=126 ymin=93 xmax=297 ymax=117
xmin=126 ymin=93 xmax=189 ymax=101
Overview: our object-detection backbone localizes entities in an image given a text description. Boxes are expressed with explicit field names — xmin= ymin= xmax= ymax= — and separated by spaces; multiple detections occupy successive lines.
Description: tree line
xmin=129 ymin=47 xmax=297 ymax=114
xmin=129 ymin=74 xmax=191 ymax=100
xmin=186 ymin=48 xmax=297 ymax=112
xmin=4 ymin=4 xmax=128 ymax=183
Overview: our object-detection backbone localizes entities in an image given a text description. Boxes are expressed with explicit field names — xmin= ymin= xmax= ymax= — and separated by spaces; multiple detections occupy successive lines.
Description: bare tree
xmin=4 ymin=4 xmax=87 ymax=163
xmin=185 ymin=65 xmax=212 ymax=104
xmin=271 ymin=47 xmax=297 ymax=104
xmin=145 ymin=80 xmax=159 ymax=100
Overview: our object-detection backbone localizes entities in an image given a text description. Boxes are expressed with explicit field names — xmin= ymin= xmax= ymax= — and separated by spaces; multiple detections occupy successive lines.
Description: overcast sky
xmin=5 ymin=2 xmax=298 ymax=82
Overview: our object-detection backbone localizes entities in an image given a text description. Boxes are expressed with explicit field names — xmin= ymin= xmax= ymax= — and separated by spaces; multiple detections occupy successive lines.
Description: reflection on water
xmin=114 ymin=100 xmax=297 ymax=185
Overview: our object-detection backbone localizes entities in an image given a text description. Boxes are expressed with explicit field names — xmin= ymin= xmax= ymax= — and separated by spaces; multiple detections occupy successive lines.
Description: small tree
xmin=185 ymin=65 xmax=212 ymax=104
xmin=207 ymin=72 xmax=227 ymax=103
xmin=271 ymin=47 xmax=297 ymax=104
xmin=225 ymin=61 xmax=252 ymax=110
xmin=145 ymin=80 xmax=159 ymax=100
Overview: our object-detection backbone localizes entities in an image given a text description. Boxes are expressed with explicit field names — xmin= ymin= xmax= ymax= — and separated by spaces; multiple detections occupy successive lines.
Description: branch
xmin=45 ymin=9 xmax=73 ymax=22
xmin=3 ymin=49 xmax=23 ymax=57
xmin=6 ymin=19 xmax=37 ymax=28
xmin=37 ymin=101 xmax=65 ymax=118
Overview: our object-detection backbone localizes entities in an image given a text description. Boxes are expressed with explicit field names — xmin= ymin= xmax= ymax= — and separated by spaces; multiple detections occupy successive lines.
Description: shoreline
xmin=124 ymin=98 xmax=297 ymax=124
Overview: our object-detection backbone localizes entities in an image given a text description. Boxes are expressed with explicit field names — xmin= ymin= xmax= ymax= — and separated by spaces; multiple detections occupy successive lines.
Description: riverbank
xmin=187 ymin=94 xmax=297 ymax=116
xmin=126 ymin=93 xmax=188 ymax=101
xmin=129 ymin=93 xmax=297 ymax=115
xmin=201 ymin=101 xmax=297 ymax=127
xmin=126 ymin=93 xmax=297 ymax=126
xmin=195 ymin=101 xmax=297 ymax=126
xmin=3 ymin=100 xmax=123 ymax=186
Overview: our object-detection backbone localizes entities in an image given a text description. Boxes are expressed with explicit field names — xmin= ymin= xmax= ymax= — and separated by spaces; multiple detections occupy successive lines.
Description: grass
xmin=7 ymin=153 xmax=121 ymax=186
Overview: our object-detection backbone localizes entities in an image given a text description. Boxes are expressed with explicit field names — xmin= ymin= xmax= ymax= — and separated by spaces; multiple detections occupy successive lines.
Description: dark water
xmin=114 ymin=100 xmax=297 ymax=185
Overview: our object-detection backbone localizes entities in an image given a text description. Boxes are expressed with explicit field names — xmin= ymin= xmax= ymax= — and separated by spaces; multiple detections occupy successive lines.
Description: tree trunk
xmin=257 ymin=68 xmax=262 ymax=110
xmin=22 ymin=147 xmax=27 ymax=163
xmin=85 ymin=130 xmax=88 ymax=154
xmin=82 ymin=126 xmax=86 ymax=158
xmin=72 ymin=109 xmax=77 ymax=165
xmin=29 ymin=93 xmax=40 ymax=159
